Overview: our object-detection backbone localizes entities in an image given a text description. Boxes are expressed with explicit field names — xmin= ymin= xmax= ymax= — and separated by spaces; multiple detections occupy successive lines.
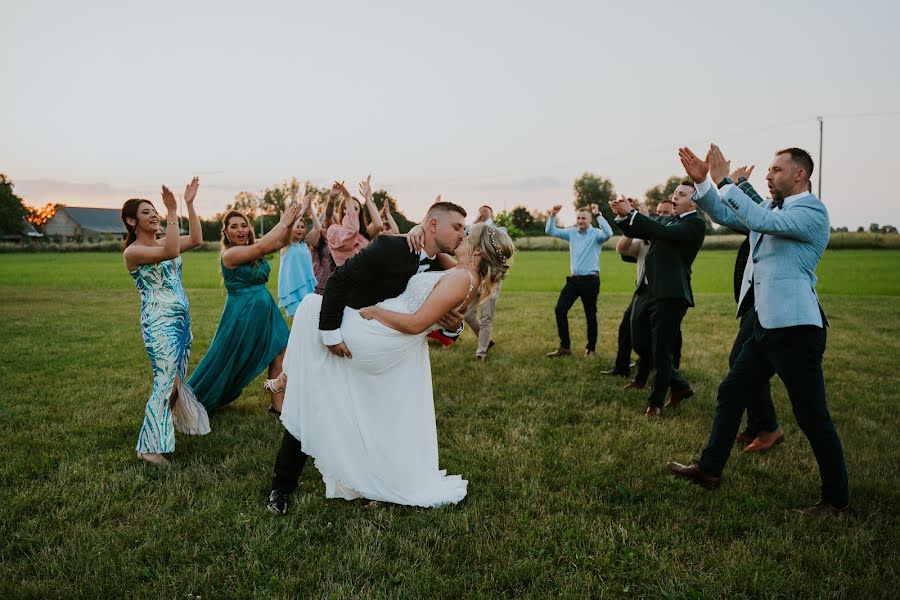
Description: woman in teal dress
xmin=122 ymin=178 xmax=209 ymax=465
xmin=188 ymin=203 xmax=301 ymax=413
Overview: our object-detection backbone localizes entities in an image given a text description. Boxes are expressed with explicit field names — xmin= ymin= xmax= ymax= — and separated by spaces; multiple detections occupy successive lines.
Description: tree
xmin=372 ymin=189 xmax=415 ymax=233
xmin=644 ymin=175 xmax=683 ymax=213
xmin=573 ymin=173 xmax=617 ymax=227
xmin=505 ymin=205 xmax=546 ymax=235
xmin=228 ymin=191 xmax=258 ymax=220
xmin=261 ymin=177 xmax=302 ymax=215
xmin=25 ymin=203 xmax=58 ymax=232
xmin=0 ymin=174 xmax=28 ymax=235
xmin=493 ymin=212 xmax=524 ymax=239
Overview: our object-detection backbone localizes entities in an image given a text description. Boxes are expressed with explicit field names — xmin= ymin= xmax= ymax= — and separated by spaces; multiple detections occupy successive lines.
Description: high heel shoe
xmin=263 ymin=372 xmax=288 ymax=394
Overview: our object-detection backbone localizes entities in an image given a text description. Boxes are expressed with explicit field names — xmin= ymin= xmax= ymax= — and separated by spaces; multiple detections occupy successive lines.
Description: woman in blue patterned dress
xmin=187 ymin=202 xmax=301 ymax=414
xmin=122 ymin=178 xmax=208 ymax=465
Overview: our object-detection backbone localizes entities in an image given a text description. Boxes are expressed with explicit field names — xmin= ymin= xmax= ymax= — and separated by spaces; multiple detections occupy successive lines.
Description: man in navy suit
xmin=667 ymin=145 xmax=849 ymax=516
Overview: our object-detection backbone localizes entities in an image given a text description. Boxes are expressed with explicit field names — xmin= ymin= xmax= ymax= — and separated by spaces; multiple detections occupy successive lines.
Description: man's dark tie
xmin=771 ymin=198 xmax=784 ymax=210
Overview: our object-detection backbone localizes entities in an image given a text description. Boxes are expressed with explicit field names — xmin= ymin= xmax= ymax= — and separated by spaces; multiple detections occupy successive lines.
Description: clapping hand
xmin=589 ymin=203 xmax=600 ymax=216
xmin=332 ymin=180 xmax=351 ymax=200
xmin=678 ymin=146 xmax=710 ymax=183
xmin=161 ymin=186 xmax=178 ymax=212
xmin=183 ymin=177 xmax=199 ymax=205
xmin=608 ymin=195 xmax=631 ymax=218
xmin=278 ymin=201 xmax=302 ymax=230
xmin=708 ymin=144 xmax=731 ymax=184
xmin=301 ymin=191 xmax=315 ymax=213
xmin=731 ymin=164 xmax=755 ymax=182
xmin=358 ymin=175 xmax=374 ymax=204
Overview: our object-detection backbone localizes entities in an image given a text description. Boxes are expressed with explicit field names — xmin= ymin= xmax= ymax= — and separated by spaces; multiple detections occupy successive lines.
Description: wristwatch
xmin=737 ymin=176 xmax=748 ymax=184
xmin=717 ymin=177 xmax=733 ymax=189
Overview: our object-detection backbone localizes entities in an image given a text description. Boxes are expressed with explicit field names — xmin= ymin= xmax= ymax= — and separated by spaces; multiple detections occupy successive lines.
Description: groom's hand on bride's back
xmin=327 ymin=342 xmax=353 ymax=359
xmin=438 ymin=308 xmax=463 ymax=332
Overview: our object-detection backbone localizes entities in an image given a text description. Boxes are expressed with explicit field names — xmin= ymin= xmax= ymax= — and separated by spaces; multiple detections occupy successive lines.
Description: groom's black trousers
xmin=272 ymin=430 xmax=308 ymax=494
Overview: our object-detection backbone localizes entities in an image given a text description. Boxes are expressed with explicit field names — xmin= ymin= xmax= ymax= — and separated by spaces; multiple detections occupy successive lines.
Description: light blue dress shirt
xmin=545 ymin=214 xmax=613 ymax=276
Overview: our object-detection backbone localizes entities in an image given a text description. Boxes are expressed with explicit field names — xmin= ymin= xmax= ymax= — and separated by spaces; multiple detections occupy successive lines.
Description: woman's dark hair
xmin=121 ymin=198 xmax=153 ymax=250
xmin=220 ymin=210 xmax=256 ymax=252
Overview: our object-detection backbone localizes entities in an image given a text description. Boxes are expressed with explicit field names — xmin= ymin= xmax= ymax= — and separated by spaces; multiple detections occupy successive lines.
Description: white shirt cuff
xmin=320 ymin=329 xmax=343 ymax=346
xmin=694 ymin=178 xmax=713 ymax=198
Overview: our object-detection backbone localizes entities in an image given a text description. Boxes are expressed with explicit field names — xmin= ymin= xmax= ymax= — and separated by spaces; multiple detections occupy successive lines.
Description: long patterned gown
xmin=130 ymin=257 xmax=210 ymax=453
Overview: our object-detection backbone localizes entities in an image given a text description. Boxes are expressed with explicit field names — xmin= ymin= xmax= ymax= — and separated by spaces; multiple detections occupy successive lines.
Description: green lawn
xmin=1 ymin=250 xmax=899 ymax=598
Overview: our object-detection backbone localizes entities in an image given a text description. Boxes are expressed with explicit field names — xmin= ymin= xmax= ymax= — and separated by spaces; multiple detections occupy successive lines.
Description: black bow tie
xmin=771 ymin=198 xmax=784 ymax=210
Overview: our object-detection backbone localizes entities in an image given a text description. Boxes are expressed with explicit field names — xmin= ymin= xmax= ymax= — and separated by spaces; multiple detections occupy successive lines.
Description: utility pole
xmin=817 ymin=116 xmax=824 ymax=198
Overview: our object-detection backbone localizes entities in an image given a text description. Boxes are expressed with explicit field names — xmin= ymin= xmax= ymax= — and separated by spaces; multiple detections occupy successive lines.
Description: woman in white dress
xmin=277 ymin=223 xmax=514 ymax=508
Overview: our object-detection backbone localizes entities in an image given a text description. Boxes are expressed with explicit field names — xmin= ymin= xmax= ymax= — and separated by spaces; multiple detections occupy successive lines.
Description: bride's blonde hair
xmin=466 ymin=223 xmax=515 ymax=305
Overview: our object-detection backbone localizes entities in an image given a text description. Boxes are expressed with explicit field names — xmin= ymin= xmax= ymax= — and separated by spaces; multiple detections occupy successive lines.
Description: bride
xmin=276 ymin=222 xmax=514 ymax=509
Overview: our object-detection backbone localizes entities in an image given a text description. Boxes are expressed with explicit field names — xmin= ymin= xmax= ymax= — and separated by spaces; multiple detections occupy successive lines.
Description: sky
xmin=3 ymin=0 xmax=900 ymax=228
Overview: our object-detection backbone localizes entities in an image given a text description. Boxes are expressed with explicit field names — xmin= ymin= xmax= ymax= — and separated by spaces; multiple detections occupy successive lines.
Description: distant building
xmin=43 ymin=206 xmax=126 ymax=242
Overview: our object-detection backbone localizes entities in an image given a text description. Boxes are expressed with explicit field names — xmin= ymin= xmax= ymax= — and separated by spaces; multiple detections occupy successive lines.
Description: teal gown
xmin=188 ymin=257 xmax=289 ymax=410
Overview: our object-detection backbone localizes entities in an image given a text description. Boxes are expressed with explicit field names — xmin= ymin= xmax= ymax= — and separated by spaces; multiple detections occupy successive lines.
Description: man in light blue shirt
xmin=544 ymin=203 xmax=613 ymax=356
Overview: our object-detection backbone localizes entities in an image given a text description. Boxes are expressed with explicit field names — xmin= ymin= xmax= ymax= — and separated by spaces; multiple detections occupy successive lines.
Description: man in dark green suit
xmin=609 ymin=182 xmax=706 ymax=416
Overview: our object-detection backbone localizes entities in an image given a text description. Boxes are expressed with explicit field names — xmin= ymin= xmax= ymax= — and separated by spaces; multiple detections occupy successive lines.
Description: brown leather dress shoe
xmin=623 ymin=381 xmax=645 ymax=391
xmin=664 ymin=387 xmax=694 ymax=409
xmin=735 ymin=430 xmax=757 ymax=445
xmin=743 ymin=428 xmax=785 ymax=453
xmin=796 ymin=499 xmax=850 ymax=517
xmin=645 ymin=406 xmax=662 ymax=417
xmin=666 ymin=460 xmax=721 ymax=489
xmin=546 ymin=347 xmax=572 ymax=358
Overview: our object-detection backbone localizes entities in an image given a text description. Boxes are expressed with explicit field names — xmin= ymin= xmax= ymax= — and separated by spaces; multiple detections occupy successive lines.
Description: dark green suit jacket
xmin=617 ymin=212 xmax=706 ymax=306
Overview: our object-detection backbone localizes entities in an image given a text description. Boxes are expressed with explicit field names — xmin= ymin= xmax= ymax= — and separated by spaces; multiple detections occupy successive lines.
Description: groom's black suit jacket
xmin=319 ymin=235 xmax=441 ymax=332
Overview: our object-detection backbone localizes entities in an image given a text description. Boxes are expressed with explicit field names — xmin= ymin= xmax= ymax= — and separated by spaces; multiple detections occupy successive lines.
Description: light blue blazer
xmin=694 ymin=184 xmax=829 ymax=329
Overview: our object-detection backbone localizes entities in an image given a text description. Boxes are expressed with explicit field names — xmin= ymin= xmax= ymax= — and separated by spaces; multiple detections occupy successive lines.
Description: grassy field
xmin=1 ymin=250 xmax=899 ymax=598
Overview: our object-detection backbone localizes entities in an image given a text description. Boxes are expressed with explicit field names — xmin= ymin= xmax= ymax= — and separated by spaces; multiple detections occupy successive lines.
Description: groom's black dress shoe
xmin=266 ymin=490 xmax=289 ymax=516
xmin=666 ymin=461 xmax=721 ymax=490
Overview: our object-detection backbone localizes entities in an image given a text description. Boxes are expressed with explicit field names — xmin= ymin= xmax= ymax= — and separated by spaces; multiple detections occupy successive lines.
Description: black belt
xmin=568 ymin=274 xmax=599 ymax=281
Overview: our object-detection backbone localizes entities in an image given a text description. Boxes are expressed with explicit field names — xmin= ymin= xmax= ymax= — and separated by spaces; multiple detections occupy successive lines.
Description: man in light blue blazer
xmin=667 ymin=145 xmax=849 ymax=516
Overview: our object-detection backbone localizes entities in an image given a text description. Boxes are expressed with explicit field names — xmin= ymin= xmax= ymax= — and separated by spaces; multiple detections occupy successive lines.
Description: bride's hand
xmin=359 ymin=306 xmax=377 ymax=320
xmin=405 ymin=224 xmax=425 ymax=252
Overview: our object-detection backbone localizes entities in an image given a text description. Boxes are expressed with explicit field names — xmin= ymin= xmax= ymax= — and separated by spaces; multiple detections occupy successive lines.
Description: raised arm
xmin=179 ymin=177 xmax=203 ymax=251
xmin=359 ymin=175 xmax=384 ymax=238
xmin=609 ymin=195 xmax=705 ymax=243
xmin=544 ymin=205 xmax=571 ymax=240
xmin=381 ymin=201 xmax=400 ymax=234
xmin=304 ymin=193 xmax=322 ymax=247
xmin=222 ymin=203 xmax=299 ymax=269
xmin=359 ymin=270 xmax=474 ymax=335
xmin=722 ymin=186 xmax=828 ymax=243
xmin=691 ymin=179 xmax=749 ymax=232
xmin=594 ymin=207 xmax=613 ymax=243
xmin=124 ymin=186 xmax=181 ymax=271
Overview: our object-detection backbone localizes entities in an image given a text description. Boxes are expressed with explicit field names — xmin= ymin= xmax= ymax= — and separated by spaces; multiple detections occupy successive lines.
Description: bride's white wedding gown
xmin=279 ymin=271 xmax=468 ymax=507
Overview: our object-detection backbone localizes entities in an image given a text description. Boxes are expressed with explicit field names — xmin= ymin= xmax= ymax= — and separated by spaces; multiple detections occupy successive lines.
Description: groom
xmin=266 ymin=200 xmax=469 ymax=515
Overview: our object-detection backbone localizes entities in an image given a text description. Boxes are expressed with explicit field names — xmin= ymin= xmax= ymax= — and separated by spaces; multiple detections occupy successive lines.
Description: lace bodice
xmin=377 ymin=271 xmax=449 ymax=315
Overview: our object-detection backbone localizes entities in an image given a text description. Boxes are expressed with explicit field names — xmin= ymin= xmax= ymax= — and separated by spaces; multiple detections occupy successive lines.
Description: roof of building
xmin=58 ymin=206 xmax=126 ymax=234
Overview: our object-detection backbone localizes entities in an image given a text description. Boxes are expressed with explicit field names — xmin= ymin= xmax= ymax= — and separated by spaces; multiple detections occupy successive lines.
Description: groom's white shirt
xmin=320 ymin=249 xmax=436 ymax=346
